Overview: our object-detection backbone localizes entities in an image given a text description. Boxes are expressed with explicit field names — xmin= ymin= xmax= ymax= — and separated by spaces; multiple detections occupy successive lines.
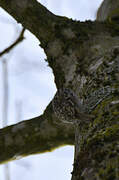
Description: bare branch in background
xmin=0 ymin=27 xmax=25 ymax=57
xmin=2 ymin=59 xmax=10 ymax=180
xmin=0 ymin=27 xmax=25 ymax=180
xmin=2 ymin=58 xmax=10 ymax=180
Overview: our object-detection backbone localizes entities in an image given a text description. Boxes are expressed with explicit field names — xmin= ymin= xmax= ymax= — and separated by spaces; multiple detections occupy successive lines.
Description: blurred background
xmin=0 ymin=0 xmax=103 ymax=180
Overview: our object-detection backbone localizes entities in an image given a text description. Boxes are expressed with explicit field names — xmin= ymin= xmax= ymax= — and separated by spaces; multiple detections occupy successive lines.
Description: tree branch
xmin=0 ymin=102 xmax=75 ymax=164
xmin=0 ymin=0 xmax=110 ymax=89
xmin=0 ymin=0 xmax=63 ymax=43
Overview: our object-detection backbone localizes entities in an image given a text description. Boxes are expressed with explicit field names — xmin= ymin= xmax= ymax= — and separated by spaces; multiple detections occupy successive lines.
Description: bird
xmin=52 ymin=88 xmax=93 ymax=124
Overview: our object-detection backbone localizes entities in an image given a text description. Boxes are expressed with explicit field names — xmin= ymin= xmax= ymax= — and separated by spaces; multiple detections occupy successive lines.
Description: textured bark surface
xmin=71 ymin=39 xmax=119 ymax=180
xmin=0 ymin=0 xmax=119 ymax=179
xmin=97 ymin=0 xmax=119 ymax=21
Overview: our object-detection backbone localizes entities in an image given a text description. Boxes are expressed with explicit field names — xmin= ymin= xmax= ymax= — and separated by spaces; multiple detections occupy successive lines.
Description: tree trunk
xmin=71 ymin=35 xmax=119 ymax=180
xmin=0 ymin=0 xmax=119 ymax=179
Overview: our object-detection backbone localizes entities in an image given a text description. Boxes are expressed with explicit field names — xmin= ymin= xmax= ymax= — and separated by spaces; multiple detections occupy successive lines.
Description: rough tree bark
xmin=0 ymin=0 xmax=119 ymax=179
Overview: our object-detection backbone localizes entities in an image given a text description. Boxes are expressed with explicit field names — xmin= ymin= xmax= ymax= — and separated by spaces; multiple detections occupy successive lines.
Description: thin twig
xmin=0 ymin=27 xmax=25 ymax=57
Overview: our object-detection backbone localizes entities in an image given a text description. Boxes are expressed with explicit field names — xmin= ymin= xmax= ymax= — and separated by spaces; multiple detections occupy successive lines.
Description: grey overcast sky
xmin=0 ymin=1 xmax=103 ymax=180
